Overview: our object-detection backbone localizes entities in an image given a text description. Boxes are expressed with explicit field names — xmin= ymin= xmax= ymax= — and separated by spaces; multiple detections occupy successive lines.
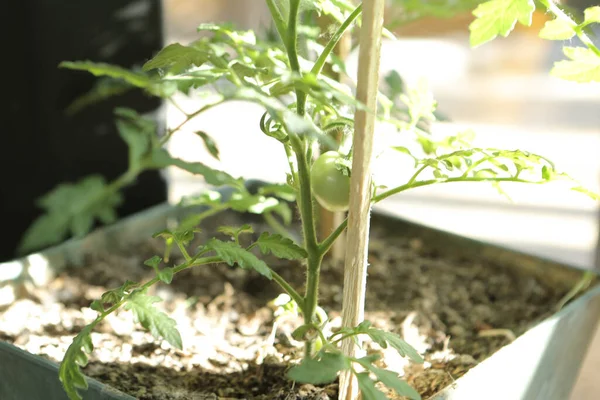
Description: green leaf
xmin=90 ymin=280 xmax=139 ymax=312
xmin=144 ymin=256 xmax=163 ymax=269
xmin=58 ymin=325 xmax=95 ymax=400
xmin=469 ymin=0 xmax=535 ymax=47
xmin=218 ymin=224 xmax=254 ymax=239
xmin=371 ymin=367 xmax=421 ymax=400
xmin=142 ymin=43 xmax=213 ymax=72
xmin=257 ymin=183 xmax=297 ymax=202
xmin=571 ymin=186 xmax=600 ymax=201
xmin=18 ymin=175 xmax=122 ymax=254
xmin=357 ymin=322 xmax=424 ymax=363
xmin=356 ymin=372 xmax=388 ymax=400
xmin=124 ymin=291 xmax=183 ymax=349
xmin=550 ymin=46 xmax=600 ymax=83
xmin=256 ymin=232 xmax=307 ymax=260
xmin=149 ymin=149 xmax=243 ymax=188
xmin=158 ymin=268 xmax=174 ymax=284
xmin=194 ymin=131 xmax=220 ymax=160
xmin=287 ymin=352 xmax=350 ymax=384
xmin=59 ymin=61 xmax=151 ymax=88
xmin=584 ymin=6 xmax=600 ymax=24
xmin=228 ymin=191 xmax=281 ymax=214
xmin=115 ymin=110 xmax=155 ymax=170
xmin=539 ymin=19 xmax=575 ymax=40
xmin=205 ymin=239 xmax=272 ymax=279
xmin=291 ymin=324 xmax=316 ymax=341
xmin=384 ymin=70 xmax=405 ymax=99
xmin=65 ymin=77 xmax=133 ymax=115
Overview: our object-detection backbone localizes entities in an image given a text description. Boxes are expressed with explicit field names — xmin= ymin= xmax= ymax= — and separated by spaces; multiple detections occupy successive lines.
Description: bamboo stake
xmin=338 ymin=1 xmax=386 ymax=399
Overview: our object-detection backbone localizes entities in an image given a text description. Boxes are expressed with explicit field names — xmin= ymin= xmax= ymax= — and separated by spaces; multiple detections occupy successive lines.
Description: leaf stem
xmin=373 ymin=176 xmax=549 ymax=204
xmin=311 ymin=4 xmax=363 ymax=76
xmin=271 ymin=270 xmax=305 ymax=310
xmin=319 ymin=217 xmax=349 ymax=256
xmin=265 ymin=0 xmax=288 ymax=44
xmin=287 ymin=0 xmax=307 ymax=116
xmin=159 ymin=96 xmax=227 ymax=146
xmin=540 ymin=0 xmax=600 ymax=57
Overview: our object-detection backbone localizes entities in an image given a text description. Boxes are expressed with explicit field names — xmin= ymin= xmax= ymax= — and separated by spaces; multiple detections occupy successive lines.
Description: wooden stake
xmin=338 ymin=1 xmax=386 ymax=399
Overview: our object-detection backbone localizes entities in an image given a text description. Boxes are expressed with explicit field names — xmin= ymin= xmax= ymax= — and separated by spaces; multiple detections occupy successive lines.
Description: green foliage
xmin=469 ymin=0 xmax=535 ymax=46
xmin=287 ymin=351 xmax=351 ymax=384
xmin=18 ymin=175 xmax=122 ymax=254
xmin=90 ymin=280 xmax=139 ymax=312
xmin=539 ymin=18 xmax=575 ymax=40
xmin=149 ymin=149 xmax=243 ymax=188
xmin=124 ymin=291 xmax=183 ymax=349
xmin=205 ymin=238 xmax=273 ymax=279
xmin=58 ymin=325 xmax=95 ymax=400
xmin=355 ymin=372 xmax=388 ymax=400
xmin=256 ymin=232 xmax=308 ymax=259
xmin=358 ymin=322 xmax=424 ymax=363
xmin=550 ymin=46 xmax=600 ymax=83
xmin=194 ymin=131 xmax=220 ymax=160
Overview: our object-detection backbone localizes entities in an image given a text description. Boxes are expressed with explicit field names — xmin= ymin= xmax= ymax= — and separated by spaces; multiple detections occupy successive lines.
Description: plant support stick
xmin=338 ymin=1 xmax=386 ymax=399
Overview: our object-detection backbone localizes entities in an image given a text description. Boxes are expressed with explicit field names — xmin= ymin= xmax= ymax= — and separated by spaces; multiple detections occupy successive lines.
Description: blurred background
xmin=3 ymin=0 xmax=600 ymax=397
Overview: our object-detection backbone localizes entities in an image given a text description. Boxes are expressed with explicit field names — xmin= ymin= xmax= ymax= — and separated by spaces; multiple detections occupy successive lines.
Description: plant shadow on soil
xmin=0 ymin=211 xmax=587 ymax=399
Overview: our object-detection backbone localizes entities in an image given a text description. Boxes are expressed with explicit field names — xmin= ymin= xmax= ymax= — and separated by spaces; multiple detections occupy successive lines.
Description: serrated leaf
xmin=195 ymin=131 xmax=220 ymax=160
xmin=65 ymin=77 xmax=134 ymax=115
xmin=18 ymin=175 xmax=122 ymax=254
xmin=287 ymin=352 xmax=350 ymax=384
xmin=59 ymin=325 xmax=95 ymax=400
xmin=142 ymin=43 xmax=213 ymax=72
xmin=256 ymin=232 xmax=307 ymax=259
xmin=18 ymin=214 xmax=70 ymax=254
xmin=124 ymin=291 xmax=182 ymax=349
xmin=550 ymin=46 xmax=600 ymax=83
xmin=371 ymin=367 xmax=421 ymax=400
xmin=206 ymin=239 xmax=272 ymax=279
xmin=356 ymin=372 xmax=388 ymax=400
xmin=149 ymin=149 xmax=243 ymax=188
xmin=585 ymin=6 xmax=600 ymax=24
xmin=362 ymin=326 xmax=424 ymax=363
xmin=469 ymin=0 xmax=535 ymax=47
xmin=59 ymin=61 xmax=151 ymax=88
xmin=539 ymin=19 xmax=575 ymax=40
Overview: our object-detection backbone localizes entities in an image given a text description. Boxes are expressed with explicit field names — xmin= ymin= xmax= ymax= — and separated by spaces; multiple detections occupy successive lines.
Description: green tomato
xmin=310 ymin=151 xmax=350 ymax=212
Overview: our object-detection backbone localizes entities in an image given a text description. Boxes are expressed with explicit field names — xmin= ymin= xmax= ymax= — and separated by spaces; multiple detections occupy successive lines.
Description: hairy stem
xmin=541 ymin=0 xmax=600 ymax=57
xmin=311 ymin=4 xmax=363 ymax=76
xmin=287 ymin=0 xmax=307 ymax=116
xmin=373 ymin=176 xmax=549 ymax=203
xmin=265 ymin=0 xmax=288 ymax=44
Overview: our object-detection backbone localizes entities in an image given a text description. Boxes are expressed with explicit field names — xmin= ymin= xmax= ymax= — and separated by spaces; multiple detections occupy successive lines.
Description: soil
xmin=0 ymin=211 xmax=579 ymax=399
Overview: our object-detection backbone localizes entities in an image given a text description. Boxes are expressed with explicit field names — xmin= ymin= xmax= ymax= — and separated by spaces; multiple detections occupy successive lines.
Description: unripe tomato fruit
xmin=310 ymin=151 xmax=350 ymax=212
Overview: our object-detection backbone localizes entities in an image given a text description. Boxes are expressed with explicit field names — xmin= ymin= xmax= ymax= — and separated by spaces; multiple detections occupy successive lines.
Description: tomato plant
xmin=20 ymin=1 xmax=598 ymax=400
